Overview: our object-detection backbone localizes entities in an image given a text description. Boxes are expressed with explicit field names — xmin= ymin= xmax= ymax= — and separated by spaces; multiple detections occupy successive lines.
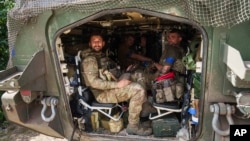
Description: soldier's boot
xmin=140 ymin=116 xmax=152 ymax=128
xmin=140 ymin=120 xmax=152 ymax=128
xmin=126 ymin=124 xmax=152 ymax=136
xmin=140 ymin=101 xmax=157 ymax=117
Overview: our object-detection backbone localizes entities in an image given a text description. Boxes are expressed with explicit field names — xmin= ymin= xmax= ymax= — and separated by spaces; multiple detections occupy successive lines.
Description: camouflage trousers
xmin=96 ymin=82 xmax=147 ymax=125
xmin=130 ymin=70 xmax=147 ymax=89
xmin=130 ymin=69 xmax=158 ymax=90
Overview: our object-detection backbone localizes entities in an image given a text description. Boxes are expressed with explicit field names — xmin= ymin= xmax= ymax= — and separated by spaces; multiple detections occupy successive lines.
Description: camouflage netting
xmin=7 ymin=0 xmax=250 ymax=67
xmin=9 ymin=0 xmax=250 ymax=27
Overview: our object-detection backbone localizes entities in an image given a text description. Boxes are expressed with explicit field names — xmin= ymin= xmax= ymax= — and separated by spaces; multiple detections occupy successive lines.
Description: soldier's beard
xmin=92 ymin=46 xmax=102 ymax=52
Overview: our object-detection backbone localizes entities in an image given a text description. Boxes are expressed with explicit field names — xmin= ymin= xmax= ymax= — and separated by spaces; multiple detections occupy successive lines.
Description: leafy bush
xmin=0 ymin=0 xmax=14 ymax=124
xmin=0 ymin=0 xmax=14 ymax=70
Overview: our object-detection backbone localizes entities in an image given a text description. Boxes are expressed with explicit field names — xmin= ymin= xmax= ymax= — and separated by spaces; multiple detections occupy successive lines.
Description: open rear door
xmin=0 ymin=50 xmax=74 ymax=139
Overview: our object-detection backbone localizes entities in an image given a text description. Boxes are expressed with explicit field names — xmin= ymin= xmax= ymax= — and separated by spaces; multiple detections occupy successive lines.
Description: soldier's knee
xmin=136 ymin=86 xmax=146 ymax=101
xmin=130 ymin=82 xmax=145 ymax=90
xmin=130 ymin=82 xmax=146 ymax=100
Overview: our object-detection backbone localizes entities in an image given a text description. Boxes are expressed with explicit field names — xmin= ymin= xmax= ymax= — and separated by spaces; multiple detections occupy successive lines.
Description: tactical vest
xmin=81 ymin=48 xmax=120 ymax=80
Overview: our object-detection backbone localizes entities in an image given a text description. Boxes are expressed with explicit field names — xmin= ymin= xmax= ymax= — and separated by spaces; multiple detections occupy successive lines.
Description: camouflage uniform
xmin=157 ymin=45 xmax=186 ymax=100
xmin=81 ymin=49 xmax=146 ymax=125
xmin=160 ymin=45 xmax=186 ymax=83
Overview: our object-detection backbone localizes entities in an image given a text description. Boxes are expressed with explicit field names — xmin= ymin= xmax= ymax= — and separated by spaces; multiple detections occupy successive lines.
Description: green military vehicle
xmin=1 ymin=0 xmax=250 ymax=141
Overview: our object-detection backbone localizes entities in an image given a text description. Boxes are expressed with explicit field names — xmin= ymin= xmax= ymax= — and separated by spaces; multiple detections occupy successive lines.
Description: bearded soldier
xmin=81 ymin=33 xmax=155 ymax=136
xmin=153 ymin=29 xmax=187 ymax=101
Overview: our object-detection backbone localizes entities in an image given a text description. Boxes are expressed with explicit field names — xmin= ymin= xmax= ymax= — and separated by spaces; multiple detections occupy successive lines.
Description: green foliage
xmin=0 ymin=0 xmax=14 ymax=70
xmin=0 ymin=0 xmax=14 ymax=124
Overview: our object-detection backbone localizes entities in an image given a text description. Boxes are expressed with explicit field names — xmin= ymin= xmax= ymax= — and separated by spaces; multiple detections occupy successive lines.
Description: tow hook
xmin=210 ymin=103 xmax=235 ymax=136
xmin=41 ymin=97 xmax=58 ymax=122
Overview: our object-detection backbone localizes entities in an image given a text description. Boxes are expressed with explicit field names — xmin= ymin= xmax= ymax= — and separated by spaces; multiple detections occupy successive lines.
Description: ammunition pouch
xmin=153 ymin=78 xmax=176 ymax=103
xmin=153 ymin=79 xmax=184 ymax=103
xmin=175 ymin=82 xmax=184 ymax=99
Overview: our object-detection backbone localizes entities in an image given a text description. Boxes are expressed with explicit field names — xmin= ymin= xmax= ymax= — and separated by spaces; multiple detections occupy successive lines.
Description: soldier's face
xmin=167 ymin=33 xmax=182 ymax=46
xmin=89 ymin=35 xmax=105 ymax=52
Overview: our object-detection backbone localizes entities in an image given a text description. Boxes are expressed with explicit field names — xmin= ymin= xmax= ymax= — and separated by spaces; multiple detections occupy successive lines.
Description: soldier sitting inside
xmin=117 ymin=34 xmax=153 ymax=70
xmin=80 ymin=32 xmax=156 ymax=136
xmin=152 ymin=28 xmax=187 ymax=102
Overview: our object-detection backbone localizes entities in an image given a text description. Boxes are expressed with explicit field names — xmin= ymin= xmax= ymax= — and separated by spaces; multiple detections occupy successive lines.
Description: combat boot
xmin=140 ymin=117 xmax=152 ymax=128
xmin=140 ymin=120 xmax=152 ymax=128
xmin=126 ymin=124 xmax=152 ymax=136
xmin=140 ymin=101 xmax=157 ymax=117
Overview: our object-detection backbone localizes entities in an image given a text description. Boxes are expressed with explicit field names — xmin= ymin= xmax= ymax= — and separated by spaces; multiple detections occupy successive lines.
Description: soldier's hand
xmin=126 ymin=64 xmax=138 ymax=73
xmin=126 ymin=64 xmax=134 ymax=72
xmin=117 ymin=79 xmax=132 ymax=88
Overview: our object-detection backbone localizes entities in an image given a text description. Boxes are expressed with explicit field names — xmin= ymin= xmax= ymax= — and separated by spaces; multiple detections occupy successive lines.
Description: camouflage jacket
xmin=81 ymin=48 xmax=119 ymax=97
xmin=159 ymin=45 xmax=186 ymax=74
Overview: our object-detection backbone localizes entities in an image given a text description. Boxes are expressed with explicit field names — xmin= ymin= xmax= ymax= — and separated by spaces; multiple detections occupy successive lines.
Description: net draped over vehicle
xmin=6 ymin=0 xmax=250 ymax=68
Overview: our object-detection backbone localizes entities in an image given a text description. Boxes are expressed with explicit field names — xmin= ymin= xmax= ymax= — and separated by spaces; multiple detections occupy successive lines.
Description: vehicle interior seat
xmin=149 ymin=101 xmax=182 ymax=120
xmin=74 ymin=51 xmax=125 ymax=121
